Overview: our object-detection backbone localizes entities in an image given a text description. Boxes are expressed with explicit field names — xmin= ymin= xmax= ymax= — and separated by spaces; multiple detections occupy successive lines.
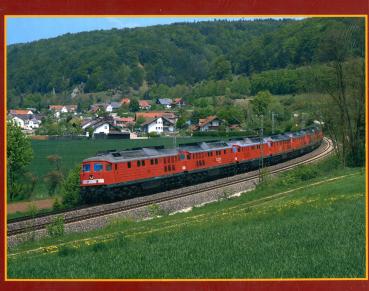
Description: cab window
xmin=83 ymin=164 xmax=90 ymax=172
xmin=106 ymin=164 xmax=112 ymax=171
xmin=94 ymin=163 xmax=103 ymax=172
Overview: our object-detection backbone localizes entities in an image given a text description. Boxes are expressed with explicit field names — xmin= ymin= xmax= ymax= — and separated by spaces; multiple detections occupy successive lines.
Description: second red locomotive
xmin=80 ymin=127 xmax=323 ymax=203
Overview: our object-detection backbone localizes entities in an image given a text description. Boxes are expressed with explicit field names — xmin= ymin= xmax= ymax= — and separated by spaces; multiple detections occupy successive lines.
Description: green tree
xmin=61 ymin=165 xmax=82 ymax=208
xmin=129 ymin=99 xmax=140 ymax=112
xmin=44 ymin=170 xmax=64 ymax=195
xmin=210 ymin=56 xmax=232 ymax=80
xmin=47 ymin=154 xmax=62 ymax=171
xmin=251 ymin=90 xmax=272 ymax=116
xmin=7 ymin=122 xmax=34 ymax=201
xmin=135 ymin=116 xmax=146 ymax=128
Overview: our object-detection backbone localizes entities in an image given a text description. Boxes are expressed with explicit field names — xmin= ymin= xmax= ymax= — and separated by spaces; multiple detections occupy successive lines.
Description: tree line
xmin=7 ymin=18 xmax=364 ymax=101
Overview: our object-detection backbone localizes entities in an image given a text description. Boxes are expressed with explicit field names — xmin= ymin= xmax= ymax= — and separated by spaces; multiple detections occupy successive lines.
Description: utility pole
xmin=258 ymin=115 xmax=264 ymax=183
xmin=173 ymin=125 xmax=176 ymax=148
xmin=271 ymin=112 xmax=278 ymax=134
xmin=301 ymin=113 xmax=306 ymax=129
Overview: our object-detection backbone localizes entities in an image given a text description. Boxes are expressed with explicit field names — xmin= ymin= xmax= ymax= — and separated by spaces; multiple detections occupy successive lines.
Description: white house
xmin=105 ymin=104 xmax=113 ymax=113
xmin=10 ymin=115 xmax=41 ymax=130
xmin=141 ymin=117 xmax=174 ymax=134
xmin=11 ymin=116 xmax=25 ymax=128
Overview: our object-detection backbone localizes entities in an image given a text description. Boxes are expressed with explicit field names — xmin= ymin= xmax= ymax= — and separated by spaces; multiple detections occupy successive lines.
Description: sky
xmin=6 ymin=16 xmax=262 ymax=45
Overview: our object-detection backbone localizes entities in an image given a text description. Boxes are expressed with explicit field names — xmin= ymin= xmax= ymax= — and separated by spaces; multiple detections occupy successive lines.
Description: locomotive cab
xmin=80 ymin=160 xmax=113 ymax=186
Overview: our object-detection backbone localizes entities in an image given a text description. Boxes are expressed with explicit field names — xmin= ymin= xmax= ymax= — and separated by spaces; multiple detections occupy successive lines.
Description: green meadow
xmin=8 ymin=162 xmax=366 ymax=279
xmin=21 ymin=136 xmax=218 ymax=200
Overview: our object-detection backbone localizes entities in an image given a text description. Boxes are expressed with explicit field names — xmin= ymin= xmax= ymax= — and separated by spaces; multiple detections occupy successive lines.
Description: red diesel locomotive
xmin=80 ymin=127 xmax=323 ymax=203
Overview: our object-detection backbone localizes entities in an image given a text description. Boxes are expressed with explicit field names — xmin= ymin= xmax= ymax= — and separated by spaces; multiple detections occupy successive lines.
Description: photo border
xmin=1 ymin=1 xmax=368 ymax=290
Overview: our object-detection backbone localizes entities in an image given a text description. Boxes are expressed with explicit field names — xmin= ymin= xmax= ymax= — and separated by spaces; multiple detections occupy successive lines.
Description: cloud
xmin=106 ymin=18 xmax=139 ymax=29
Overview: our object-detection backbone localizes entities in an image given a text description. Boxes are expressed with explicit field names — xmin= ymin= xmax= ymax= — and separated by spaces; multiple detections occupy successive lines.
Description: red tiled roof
xmin=120 ymin=98 xmax=131 ymax=105
xmin=49 ymin=105 xmax=65 ymax=110
xmin=139 ymin=100 xmax=151 ymax=107
xmin=49 ymin=105 xmax=77 ymax=111
xmin=9 ymin=109 xmax=32 ymax=115
xmin=199 ymin=115 xmax=219 ymax=128
xmin=173 ymin=98 xmax=183 ymax=104
xmin=135 ymin=111 xmax=175 ymax=120
xmin=115 ymin=117 xmax=134 ymax=123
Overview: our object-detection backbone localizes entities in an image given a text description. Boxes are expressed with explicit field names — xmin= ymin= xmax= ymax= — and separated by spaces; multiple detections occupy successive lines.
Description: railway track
xmin=7 ymin=138 xmax=334 ymax=237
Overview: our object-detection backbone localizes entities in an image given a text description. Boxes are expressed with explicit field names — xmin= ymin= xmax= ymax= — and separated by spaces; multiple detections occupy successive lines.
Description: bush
xmin=277 ymin=164 xmax=319 ymax=187
xmin=92 ymin=242 xmax=107 ymax=252
xmin=44 ymin=170 xmax=64 ymax=195
xmin=52 ymin=197 xmax=62 ymax=211
xmin=294 ymin=165 xmax=318 ymax=181
xmin=148 ymin=132 xmax=160 ymax=138
xmin=61 ymin=165 xmax=82 ymax=208
xmin=147 ymin=203 xmax=167 ymax=217
xmin=58 ymin=246 xmax=76 ymax=257
xmin=47 ymin=216 xmax=65 ymax=237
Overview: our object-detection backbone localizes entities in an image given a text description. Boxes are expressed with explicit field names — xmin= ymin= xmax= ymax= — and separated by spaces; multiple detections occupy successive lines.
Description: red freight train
xmin=80 ymin=127 xmax=323 ymax=203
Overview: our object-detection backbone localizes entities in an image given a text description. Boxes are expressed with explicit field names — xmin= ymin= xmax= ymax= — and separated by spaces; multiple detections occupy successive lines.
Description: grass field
xmin=19 ymin=136 xmax=219 ymax=200
xmin=7 ymin=166 xmax=366 ymax=279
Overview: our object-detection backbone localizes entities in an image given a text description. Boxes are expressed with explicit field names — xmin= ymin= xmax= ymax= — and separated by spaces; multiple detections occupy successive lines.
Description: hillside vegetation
xmin=7 ymin=17 xmax=364 ymax=108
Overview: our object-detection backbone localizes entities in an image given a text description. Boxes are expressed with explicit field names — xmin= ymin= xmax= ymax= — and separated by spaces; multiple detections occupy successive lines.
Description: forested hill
xmin=7 ymin=17 xmax=364 ymax=97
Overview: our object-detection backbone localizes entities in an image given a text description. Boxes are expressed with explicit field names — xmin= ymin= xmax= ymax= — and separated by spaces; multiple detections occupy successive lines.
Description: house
xmin=9 ymin=114 xmax=41 ymax=130
xmin=135 ymin=111 xmax=177 ymax=124
xmin=10 ymin=115 xmax=26 ymax=128
xmin=83 ymin=117 xmax=123 ymax=137
xmin=139 ymin=100 xmax=151 ymax=110
xmin=172 ymin=98 xmax=185 ymax=107
xmin=90 ymin=103 xmax=113 ymax=113
xmin=49 ymin=105 xmax=77 ymax=118
xmin=156 ymin=98 xmax=173 ymax=109
xmin=120 ymin=98 xmax=131 ymax=105
xmin=105 ymin=104 xmax=113 ymax=112
xmin=193 ymin=116 xmax=223 ymax=132
xmin=141 ymin=116 xmax=174 ymax=134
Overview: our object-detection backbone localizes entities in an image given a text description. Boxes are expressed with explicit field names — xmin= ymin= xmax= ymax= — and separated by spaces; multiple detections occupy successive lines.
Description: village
xmin=8 ymin=95 xmax=236 ymax=139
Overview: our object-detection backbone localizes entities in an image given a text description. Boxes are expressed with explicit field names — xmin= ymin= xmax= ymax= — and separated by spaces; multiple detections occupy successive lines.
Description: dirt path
xmin=7 ymin=198 xmax=55 ymax=214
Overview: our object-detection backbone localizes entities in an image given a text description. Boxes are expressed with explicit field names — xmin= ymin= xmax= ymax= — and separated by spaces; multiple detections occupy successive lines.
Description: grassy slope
xmin=8 ymin=167 xmax=366 ymax=279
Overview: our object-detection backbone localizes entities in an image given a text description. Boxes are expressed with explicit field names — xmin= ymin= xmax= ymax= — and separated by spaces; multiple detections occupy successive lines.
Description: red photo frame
xmin=1 ymin=0 xmax=368 ymax=290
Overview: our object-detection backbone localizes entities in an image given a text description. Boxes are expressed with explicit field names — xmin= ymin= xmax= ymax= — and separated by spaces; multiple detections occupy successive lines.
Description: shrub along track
xmin=7 ymin=138 xmax=334 ymax=240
